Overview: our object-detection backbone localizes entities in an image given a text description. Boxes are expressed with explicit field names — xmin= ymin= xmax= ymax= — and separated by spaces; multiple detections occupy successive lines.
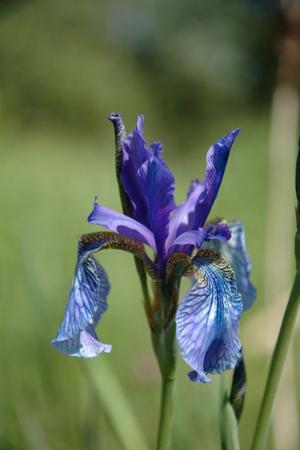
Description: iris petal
xmin=167 ymin=222 xmax=231 ymax=255
xmin=167 ymin=129 xmax=239 ymax=249
xmin=53 ymin=325 xmax=111 ymax=358
xmin=52 ymin=240 xmax=111 ymax=357
xmin=170 ymin=228 xmax=208 ymax=248
xmin=173 ymin=223 xmax=231 ymax=251
xmin=201 ymin=129 xmax=240 ymax=225
xmin=205 ymin=223 xmax=232 ymax=242
xmin=136 ymin=156 xmax=175 ymax=261
xmin=88 ymin=201 xmax=156 ymax=251
xmin=176 ymin=249 xmax=243 ymax=383
xmin=120 ymin=115 xmax=151 ymax=224
xmin=207 ymin=221 xmax=256 ymax=310
xmin=120 ymin=116 xmax=175 ymax=260
xmin=166 ymin=181 xmax=205 ymax=250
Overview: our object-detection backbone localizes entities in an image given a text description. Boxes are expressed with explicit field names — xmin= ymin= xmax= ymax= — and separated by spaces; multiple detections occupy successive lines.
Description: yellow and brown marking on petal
xmin=79 ymin=231 xmax=160 ymax=280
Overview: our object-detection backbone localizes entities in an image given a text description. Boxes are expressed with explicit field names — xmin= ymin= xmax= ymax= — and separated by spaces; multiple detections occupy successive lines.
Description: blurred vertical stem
xmin=152 ymin=316 xmax=176 ymax=450
xmin=262 ymin=3 xmax=300 ymax=448
xmin=251 ymin=237 xmax=300 ymax=450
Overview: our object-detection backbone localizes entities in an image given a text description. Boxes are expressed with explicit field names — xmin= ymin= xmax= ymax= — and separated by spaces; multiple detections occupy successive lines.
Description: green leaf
xmin=84 ymin=360 xmax=149 ymax=450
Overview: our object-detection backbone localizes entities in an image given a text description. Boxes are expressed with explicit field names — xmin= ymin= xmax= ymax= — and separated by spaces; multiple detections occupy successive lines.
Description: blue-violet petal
xmin=170 ymin=222 xmax=231 ymax=250
xmin=207 ymin=221 xmax=256 ymax=310
xmin=88 ymin=201 xmax=156 ymax=251
xmin=120 ymin=116 xmax=175 ymax=260
xmin=52 ymin=240 xmax=111 ymax=357
xmin=167 ymin=129 xmax=239 ymax=248
xmin=176 ymin=249 xmax=243 ymax=383
xmin=136 ymin=156 xmax=175 ymax=261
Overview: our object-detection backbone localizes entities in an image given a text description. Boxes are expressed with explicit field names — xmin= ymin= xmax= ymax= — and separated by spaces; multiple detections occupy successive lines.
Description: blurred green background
xmin=0 ymin=1 xmax=299 ymax=449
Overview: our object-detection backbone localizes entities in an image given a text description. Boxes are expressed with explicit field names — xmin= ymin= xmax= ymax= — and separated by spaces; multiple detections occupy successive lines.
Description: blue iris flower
xmin=52 ymin=114 xmax=256 ymax=383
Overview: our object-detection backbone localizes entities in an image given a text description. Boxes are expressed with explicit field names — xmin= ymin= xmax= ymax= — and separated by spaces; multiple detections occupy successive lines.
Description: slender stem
xmin=221 ymin=402 xmax=241 ymax=450
xmin=156 ymin=377 xmax=175 ymax=450
xmin=152 ymin=319 xmax=177 ymax=450
xmin=133 ymin=256 xmax=152 ymax=313
xmin=219 ymin=375 xmax=241 ymax=450
xmin=251 ymin=272 xmax=300 ymax=450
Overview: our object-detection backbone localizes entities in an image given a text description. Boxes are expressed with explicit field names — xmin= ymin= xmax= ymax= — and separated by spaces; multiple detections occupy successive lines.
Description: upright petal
xmin=52 ymin=238 xmax=111 ymax=358
xmin=136 ymin=156 xmax=175 ymax=261
xmin=200 ymin=129 xmax=240 ymax=224
xmin=150 ymin=141 xmax=165 ymax=164
xmin=207 ymin=221 xmax=256 ymax=310
xmin=167 ymin=129 xmax=239 ymax=248
xmin=88 ymin=201 xmax=156 ymax=251
xmin=120 ymin=117 xmax=176 ymax=259
xmin=120 ymin=115 xmax=151 ymax=224
xmin=166 ymin=180 xmax=206 ymax=250
xmin=176 ymin=248 xmax=243 ymax=383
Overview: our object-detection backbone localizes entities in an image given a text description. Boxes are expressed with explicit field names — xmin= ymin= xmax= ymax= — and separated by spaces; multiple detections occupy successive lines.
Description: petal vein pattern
xmin=136 ymin=156 xmax=175 ymax=260
xmin=120 ymin=115 xmax=150 ymax=222
xmin=120 ymin=116 xmax=175 ymax=261
xmin=176 ymin=249 xmax=243 ymax=383
xmin=207 ymin=221 xmax=256 ymax=310
xmin=52 ymin=240 xmax=111 ymax=358
xmin=52 ymin=231 xmax=160 ymax=358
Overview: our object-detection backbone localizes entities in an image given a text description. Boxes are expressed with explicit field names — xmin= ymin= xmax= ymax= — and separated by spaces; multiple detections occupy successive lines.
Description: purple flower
xmin=52 ymin=114 xmax=256 ymax=383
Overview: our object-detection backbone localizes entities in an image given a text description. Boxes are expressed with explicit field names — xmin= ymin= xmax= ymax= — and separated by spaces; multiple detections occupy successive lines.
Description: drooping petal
xmin=53 ymin=324 xmax=111 ymax=358
xmin=176 ymin=248 xmax=243 ymax=383
xmin=88 ymin=201 xmax=156 ymax=251
xmin=79 ymin=231 xmax=160 ymax=280
xmin=52 ymin=230 xmax=159 ymax=358
xmin=167 ymin=129 xmax=239 ymax=249
xmin=207 ymin=221 xmax=256 ymax=310
xmin=52 ymin=238 xmax=111 ymax=357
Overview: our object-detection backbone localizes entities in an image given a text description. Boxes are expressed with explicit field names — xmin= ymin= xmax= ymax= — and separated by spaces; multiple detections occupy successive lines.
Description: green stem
xmin=156 ymin=377 xmax=175 ymax=450
xmin=219 ymin=375 xmax=241 ymax=450
xmin=251 ymin=271 xmax=300 ymax=450
xmin=152 ymin=320 xmax=177 ymax=450
xmin=134 ymin=256 xmax=152 ymax=314
xmin=221 ymin=402 xmax=241 ymax=450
